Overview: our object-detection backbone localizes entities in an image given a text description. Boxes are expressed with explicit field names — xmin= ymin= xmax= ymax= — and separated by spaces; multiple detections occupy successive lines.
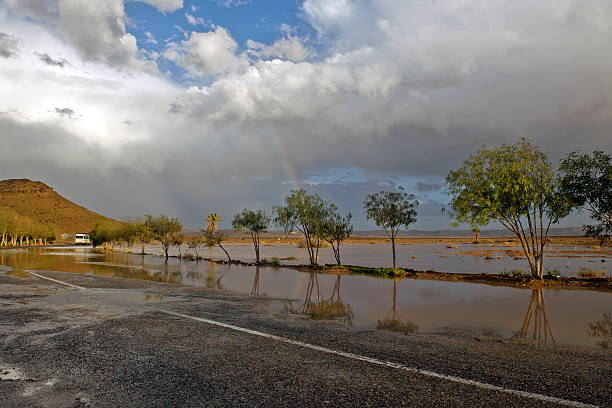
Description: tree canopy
xmin=232 ymin=209 xmax=270 ymax=264
xmin=445 ymin=139 xmax=571 ymax=279
xmin=321 ymin=209 xmax=353 ymax=265
xmin=274 ymin=189 xmax=333 ymax=265
xmin=144 ymin=214 xmax=183 ymax=259
xmin=364 ymin=187 xmax=418 ymax=269
xmin=558 ymin=151 xmax=611 ymax=244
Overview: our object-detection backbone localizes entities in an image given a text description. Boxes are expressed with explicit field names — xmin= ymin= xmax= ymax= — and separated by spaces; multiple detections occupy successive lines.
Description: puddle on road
xmin=5 ymin=269 xmax=34 ymax=279
xmin=0 ymin=367 xmax=26 ymax=381
xmin=0 ymin=247 xmax=610 ymax=348
xmin=143 ymin=294 xmax=166 ymax=302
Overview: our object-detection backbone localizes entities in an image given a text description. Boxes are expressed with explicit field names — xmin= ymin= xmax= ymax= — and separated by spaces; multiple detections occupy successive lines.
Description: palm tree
xmin=205 ymin=213 xmax=221 ymax=236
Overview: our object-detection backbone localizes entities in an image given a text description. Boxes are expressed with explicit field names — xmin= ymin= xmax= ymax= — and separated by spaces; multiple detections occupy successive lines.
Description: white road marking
xmin=27 ymin=271 xmax=85 ymax=289
xmin=158 ymin=309 xmax=598 ymax=408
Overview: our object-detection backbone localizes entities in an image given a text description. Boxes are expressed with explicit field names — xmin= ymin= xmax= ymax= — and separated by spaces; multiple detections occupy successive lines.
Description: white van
xmin=75 ymin=233 xmax=91 ymax=245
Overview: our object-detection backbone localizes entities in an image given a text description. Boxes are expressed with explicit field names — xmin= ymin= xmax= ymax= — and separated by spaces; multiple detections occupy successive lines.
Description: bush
xmin=295 ymin=238 xmax=330 ymax=248
xmin=577 ymin=268 xmax=606 ymax=279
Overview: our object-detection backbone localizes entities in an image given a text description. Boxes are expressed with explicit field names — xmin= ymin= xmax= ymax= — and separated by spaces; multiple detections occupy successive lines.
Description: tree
xmin=445 ymin=139 xmax=571 ymax=279
xmin=187 ymin=236 xmax=204 ymax=260
xmin=364 ymin=187 xmax=418 ymax=269
xmin=144 ymin=215 xmax=183 ymax=259
xmin=471 ymin=224 xmax=480 ymax=242
xmin=203 ymin=229 xmax=231 ymax=262
xmin=118 ymin=222 xmax=138 ymax=250
xmin=89 ymin=222 xmax=112 ymax=248
xmin=171 ymin=233 xmax=185 ymax=259
xmin=274 ymin=189 xmax=333 ymax=265
xmin=133 ymin=217 xmax=154 ymax=254
xmin=321 ymin=209 xmax=353 ymax=265
xmin=558 ymin=151 xmax=611 ymax=244
xmin=232 ymin=209 xmax=270 ymax=264
xmin=204 ymin=212 xmax=231 ymax=262
xmin=205 ymin=213 xmax=221 ymax=236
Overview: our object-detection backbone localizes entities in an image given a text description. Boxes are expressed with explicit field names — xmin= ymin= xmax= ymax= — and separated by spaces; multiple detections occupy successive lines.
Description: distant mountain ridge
xmin=351 ymin=227 xmax=585 ymax=238
xmin=0 ymin=178 xmax=119 ymax=237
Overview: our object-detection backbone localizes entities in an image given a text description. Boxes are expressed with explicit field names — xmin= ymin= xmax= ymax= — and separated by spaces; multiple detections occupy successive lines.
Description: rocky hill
xmin=0 ymin=179 xmax=119 ymax=237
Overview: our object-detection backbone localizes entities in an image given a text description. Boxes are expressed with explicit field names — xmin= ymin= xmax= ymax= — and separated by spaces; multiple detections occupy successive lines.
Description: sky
xmin=0 ymin=0 xmax=610 ymax=231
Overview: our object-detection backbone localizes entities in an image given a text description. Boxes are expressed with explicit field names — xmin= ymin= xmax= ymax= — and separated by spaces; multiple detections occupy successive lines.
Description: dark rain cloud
xmin=34 ymin=52 xmax=70 ymax=67
xmin=54 ymin=107 xmax=76 ymax=118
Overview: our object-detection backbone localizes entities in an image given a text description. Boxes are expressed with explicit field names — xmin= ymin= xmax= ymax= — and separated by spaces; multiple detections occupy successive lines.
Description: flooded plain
xmin=147 ymin=241 xmax=609 ymax=276
xmin=1 ymin=246 xmax=610 ymax=348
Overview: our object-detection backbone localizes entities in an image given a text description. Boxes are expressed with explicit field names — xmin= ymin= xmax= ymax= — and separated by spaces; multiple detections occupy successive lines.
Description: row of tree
xmin=88 ymin=141 xmax=609 ymax=281
xmin=227 ymin=142 xmax=609 ymax=277
xmin=0 ymin=206 xmax=56 ymax=247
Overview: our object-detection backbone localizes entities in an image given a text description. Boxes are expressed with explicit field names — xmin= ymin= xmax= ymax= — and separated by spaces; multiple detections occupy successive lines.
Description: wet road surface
xmin=0 ymin=270 xmax=610 ymax=407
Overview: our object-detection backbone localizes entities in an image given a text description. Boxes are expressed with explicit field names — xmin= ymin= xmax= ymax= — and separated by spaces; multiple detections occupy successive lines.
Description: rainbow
xmin=270 ymin=131 xmax=300 ymax=191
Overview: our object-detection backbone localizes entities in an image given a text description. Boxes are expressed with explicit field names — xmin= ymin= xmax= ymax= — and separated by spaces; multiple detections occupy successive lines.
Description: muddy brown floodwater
xmin=1 ymin=246 xmax=610 ymax=348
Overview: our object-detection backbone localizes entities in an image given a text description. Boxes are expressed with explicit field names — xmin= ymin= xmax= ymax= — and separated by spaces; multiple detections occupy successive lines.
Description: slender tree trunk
xmin=332 ymin=242 xmax=341 ymax=265
xmin=391 ymin=236 xmax=396 ymax=269
xmin=219 ymin=244 xmax=231 ymax=262
xmin=252 ymin=232 xmax=259 ymax=264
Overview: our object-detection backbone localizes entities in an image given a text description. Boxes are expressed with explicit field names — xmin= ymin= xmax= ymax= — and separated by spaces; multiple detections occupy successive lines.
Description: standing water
xmin=0 ymin=246 xmax=610 ymax=348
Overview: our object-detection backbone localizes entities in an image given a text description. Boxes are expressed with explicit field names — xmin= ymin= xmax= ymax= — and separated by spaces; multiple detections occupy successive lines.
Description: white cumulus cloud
xmin=1 ymin=0 xmax=159 ymax=71
xmin=245 ymin=35 xmax=310 ymax=62
xmin=164 ymin=26 xmax=243 ymax=75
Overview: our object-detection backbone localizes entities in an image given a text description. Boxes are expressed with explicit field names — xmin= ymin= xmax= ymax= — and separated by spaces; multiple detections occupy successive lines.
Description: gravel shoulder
xmin=1 ymin=271 xmax=610 ymax=407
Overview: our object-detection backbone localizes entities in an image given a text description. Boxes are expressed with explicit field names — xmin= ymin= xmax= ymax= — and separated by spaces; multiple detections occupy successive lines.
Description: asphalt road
xmin=0 ymin=270 xmax=610 ymax=407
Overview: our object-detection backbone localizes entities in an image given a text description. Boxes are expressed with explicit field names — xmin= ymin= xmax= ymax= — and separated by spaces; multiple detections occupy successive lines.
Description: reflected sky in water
xmin=1 ymin=247 xmax=610 ymax=348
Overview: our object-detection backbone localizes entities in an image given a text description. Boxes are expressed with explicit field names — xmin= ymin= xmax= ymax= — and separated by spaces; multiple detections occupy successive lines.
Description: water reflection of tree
xmin=305 ymin=273 xmax=353 ymax=324
xmin=251 ymin=266 xmax=260 ymax=295
xmin=285 ymin=272 xmax=353 ymax=324
xmin=587 ymin=313 xmax=611 ymax=349
xmin=300 ymin=271 xmax=320 ymax=314
xmin=205 ymin=262 xmax=225 ymax=289
xmin=514 ymin=289 xmax=555 ymax=344
xmin=153 ymin=259 xmax=182 ymax=284
xmin=376 ymin=279 xmax=418 ymax=333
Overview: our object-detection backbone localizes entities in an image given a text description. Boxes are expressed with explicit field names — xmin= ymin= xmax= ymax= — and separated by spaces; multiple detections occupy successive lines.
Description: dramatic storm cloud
xmin=0 ymin=0 xmax=610 ymax=229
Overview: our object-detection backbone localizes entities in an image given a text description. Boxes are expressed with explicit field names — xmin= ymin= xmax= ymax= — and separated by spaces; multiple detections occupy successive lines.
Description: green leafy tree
xmin=364 ymin=187 xmax=418 ymax=269
xmin=144 ymin=215 xmax=183 ymax=259
xmin=118 ymin=222 xmax=138 ymax=250
xmin=445 ymin=139 xmax=571 ymax=279
xmin=133 ymin=217 xmax=154 ymax=254
xmin=232 ymin=209 xmax=270 ymax=264
xmin=322 ymin=209 xmax=353 ymax=265
xmin=558 ymin=151 xmax=611 ymax=244
xmin=274 ymin=189 xmax=333 ymax=265
xmin=89 ymin=222 xmax=112 ymax=248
